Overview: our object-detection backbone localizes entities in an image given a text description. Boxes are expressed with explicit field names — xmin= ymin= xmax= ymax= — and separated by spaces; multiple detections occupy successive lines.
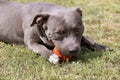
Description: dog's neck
xmin=37 ymin=25 xmax=54 ymax=47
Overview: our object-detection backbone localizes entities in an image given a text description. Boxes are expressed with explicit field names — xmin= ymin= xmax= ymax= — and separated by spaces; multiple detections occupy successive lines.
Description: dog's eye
xmin=56 ymin=31 xmax=65 ymax=36
xmin=53 ymin=31 xmax=65 ymax=40
xmin=73 ymin=28 xmax=80 ymax=34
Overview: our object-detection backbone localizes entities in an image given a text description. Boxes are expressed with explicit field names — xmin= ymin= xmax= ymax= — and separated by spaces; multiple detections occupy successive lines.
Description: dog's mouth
xmin=52 ymin=47 xmax=73 ymax=61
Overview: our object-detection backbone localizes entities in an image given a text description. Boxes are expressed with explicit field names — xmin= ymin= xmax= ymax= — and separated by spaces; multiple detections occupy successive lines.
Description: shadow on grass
xmin=69 ymin=46 xmax=110 ymax=63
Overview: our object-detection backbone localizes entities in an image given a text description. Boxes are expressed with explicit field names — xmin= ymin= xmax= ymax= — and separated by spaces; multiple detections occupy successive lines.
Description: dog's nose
xmin=69 ymin=47 xmax=79 ymax=55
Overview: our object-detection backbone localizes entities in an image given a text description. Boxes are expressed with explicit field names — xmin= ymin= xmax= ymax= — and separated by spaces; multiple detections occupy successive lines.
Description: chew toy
xmin=53 ymin=47 xmax=72 ymax=61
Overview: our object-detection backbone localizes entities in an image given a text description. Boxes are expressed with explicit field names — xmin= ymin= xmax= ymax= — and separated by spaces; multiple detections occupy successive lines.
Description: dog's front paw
xmin=94 ymin=43 xmax=109 ymax=51
xmin=48 ymin=54 xmax=60 ymax=64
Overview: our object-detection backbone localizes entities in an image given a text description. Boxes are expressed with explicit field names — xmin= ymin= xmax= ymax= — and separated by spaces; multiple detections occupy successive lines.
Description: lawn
xmin=0 ymin=0 xmax=120 ymax=80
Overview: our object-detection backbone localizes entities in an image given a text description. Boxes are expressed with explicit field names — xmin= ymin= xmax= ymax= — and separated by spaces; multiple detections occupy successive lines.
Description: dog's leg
xmin=81 ymin=36 xmax=108 ymax=51
xmin=27 ymin=41 xmax=61 ymax=64
xmin=26 ymin=41 xmax=53 ymax=58
xmin=23 ymin=28 xmax=60 ymax=64
xmin=23 ymin=26 xmax=52 ymax=58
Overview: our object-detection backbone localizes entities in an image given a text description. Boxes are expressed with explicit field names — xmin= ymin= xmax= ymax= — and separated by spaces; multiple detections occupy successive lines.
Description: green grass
xmin=0 ymin=0 xmax=120 ymax=80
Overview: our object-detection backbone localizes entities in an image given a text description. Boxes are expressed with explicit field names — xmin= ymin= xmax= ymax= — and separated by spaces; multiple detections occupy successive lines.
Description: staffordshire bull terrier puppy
xmin=0 ymin=1 xmax=107 ymax=64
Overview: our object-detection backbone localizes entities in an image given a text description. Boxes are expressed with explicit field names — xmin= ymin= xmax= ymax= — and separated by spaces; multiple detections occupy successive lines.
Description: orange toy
xmin=53 ymin=47 xmax=72 ymax=61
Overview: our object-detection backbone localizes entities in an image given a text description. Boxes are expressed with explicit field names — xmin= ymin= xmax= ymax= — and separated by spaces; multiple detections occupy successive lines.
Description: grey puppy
xmin=0 ymin=1 xmax=107 ymax=64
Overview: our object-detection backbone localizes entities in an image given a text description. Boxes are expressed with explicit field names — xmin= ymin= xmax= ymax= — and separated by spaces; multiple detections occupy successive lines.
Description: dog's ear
xmin=30 ymin=14 xmax=50 ymax=26
xmin=75 ymin=7 xmax=82 ymax=17
xmin=30 ymin=14 xmax=54 ymax=46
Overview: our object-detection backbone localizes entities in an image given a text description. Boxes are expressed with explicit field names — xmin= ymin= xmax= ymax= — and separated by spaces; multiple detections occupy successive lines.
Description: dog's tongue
xmin=53 ymin=47 xmax=71 ymax=61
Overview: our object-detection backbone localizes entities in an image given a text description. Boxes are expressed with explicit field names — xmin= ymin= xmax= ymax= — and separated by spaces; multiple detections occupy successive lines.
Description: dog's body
xmin=0 ymin=1 xmax=107 ymax=63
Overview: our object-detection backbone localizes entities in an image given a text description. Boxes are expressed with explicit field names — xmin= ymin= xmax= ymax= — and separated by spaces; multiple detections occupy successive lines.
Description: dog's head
xmin=30 ymin=7 xmax=84 ymax=57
